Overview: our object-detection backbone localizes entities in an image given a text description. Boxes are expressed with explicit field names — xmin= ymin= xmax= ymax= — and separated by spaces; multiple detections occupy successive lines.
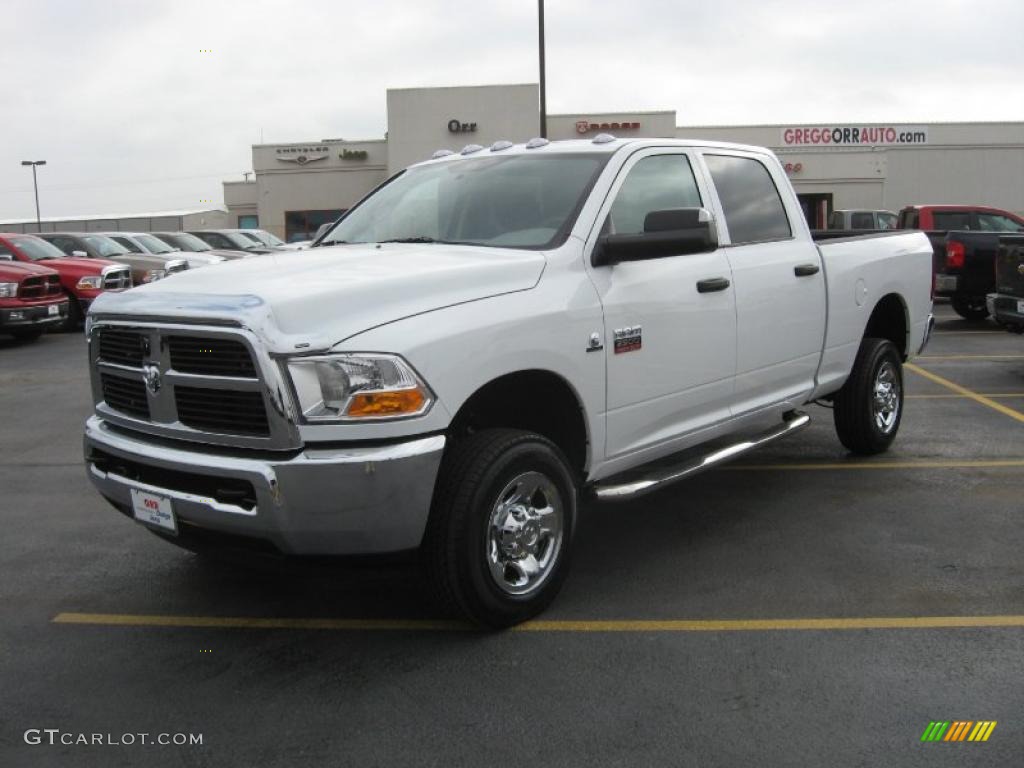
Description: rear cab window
xmin=932 ymin=211 xmax=973 ymax=230
xmin=703 ymin=154 xmax=791 ymax=244
xmin=850 ymin=212 xmax=874 ymax=229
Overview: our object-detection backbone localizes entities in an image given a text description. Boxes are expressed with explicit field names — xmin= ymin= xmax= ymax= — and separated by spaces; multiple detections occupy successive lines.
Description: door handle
xmin=794 ymin=263 xmax=820 ymax=277
xmin=696 ymin=277 xmax=731 ymax=293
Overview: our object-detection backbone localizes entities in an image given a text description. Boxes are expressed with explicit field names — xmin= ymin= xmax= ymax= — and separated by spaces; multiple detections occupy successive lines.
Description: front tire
xmin=833 ymin=338 xmax=904 ymax=455
xmin=424 ymin=429 xmax=576 ymax=628
xmin=57 ymin=293 xmax=83 ymax=332
xmin=951 ymin=297 xmax=989 ymax=321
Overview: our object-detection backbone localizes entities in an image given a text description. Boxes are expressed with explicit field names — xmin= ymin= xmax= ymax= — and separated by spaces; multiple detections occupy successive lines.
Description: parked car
xmin=84 ymin=138 xmax=932 ymax=627
xmin=827 ymin=210 xmax=898 ymax=230
xmin=0 ymin=258 xmax=69 ymax=341
xmin=232 ymin=229 xmax=287 ymax=249
xmin=988 ymin=235 xmax=1024 ymax=332
xmin=38 ymin=233 xmax=188 ymax=287
xmin=100 ymin=232 xmax=227 ymax=270
xmin=187 ymin=230 xmax=272 ymax=254
xmin=0 ymin=233 xmax=131 ymax=330
xmin=897 ymin=206 xmax=1024 ymax=320
xmin=149 ymin=232 xmax=248 ymax=260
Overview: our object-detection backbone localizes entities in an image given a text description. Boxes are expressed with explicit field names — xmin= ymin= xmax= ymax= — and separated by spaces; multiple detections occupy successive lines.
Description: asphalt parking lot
xmin=2 ymin=305 xmax=1022 ymax=767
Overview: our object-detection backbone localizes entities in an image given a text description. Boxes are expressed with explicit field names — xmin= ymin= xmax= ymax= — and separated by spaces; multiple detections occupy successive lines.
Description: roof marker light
xmin=460 ymin=144 xmax=484 ymax=155
xmin=490 ymin=140 xmax=514 ymax=152
xmin=592 ymin=133 xmax=617 ymax=144
xmin=525 ymin=137 xmax=550 ymax=149
xmin=431 ymin=149 xmax=455 ymax=159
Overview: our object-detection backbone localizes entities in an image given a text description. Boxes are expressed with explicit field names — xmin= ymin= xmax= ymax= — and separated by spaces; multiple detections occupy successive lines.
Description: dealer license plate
xmin=130 ymin=488 xmax=177 ymax=533
xmin=1017 ymin=300 xmax=1024 ymax=315
xmin=47 ymin=304 xmax=59 ymax=316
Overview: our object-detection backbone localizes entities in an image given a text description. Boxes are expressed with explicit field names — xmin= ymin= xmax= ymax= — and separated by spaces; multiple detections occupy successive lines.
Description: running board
xmin=591 ymin=411 xmax=811 ymax=502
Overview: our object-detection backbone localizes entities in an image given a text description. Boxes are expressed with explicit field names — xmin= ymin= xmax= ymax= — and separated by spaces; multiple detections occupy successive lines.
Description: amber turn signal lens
xmin=346 ymin=389 xmax=426 ymax=417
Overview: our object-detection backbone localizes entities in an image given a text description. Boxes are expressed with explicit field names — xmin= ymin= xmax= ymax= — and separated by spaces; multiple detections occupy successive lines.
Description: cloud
xmin=0 ymin=0 xmax=1021 ymax=218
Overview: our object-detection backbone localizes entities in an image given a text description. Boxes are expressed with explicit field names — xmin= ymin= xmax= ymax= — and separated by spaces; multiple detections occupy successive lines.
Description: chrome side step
xmin=592 ymin=411 xmax=811 ymax=502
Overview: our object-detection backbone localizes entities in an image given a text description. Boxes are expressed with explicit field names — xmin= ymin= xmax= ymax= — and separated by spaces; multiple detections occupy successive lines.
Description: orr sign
xmin=782 ymin=125 xmax=928 ymax=146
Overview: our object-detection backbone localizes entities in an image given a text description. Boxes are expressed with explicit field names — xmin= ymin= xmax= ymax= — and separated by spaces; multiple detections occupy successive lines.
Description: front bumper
xmin=989 ymin=293 xmax=1024 ymax=330
xmin=0 ymin=300 xmax=68 ymax=329
xmin=84 ymin=416 xmax=446 ymax=555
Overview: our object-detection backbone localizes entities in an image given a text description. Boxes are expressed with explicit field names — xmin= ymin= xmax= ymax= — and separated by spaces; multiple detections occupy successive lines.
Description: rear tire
xmin=833 ymin=338 xmax=904 ymax=455
xmin=423 ymin=428 xmax=576 ymax=628
xmin=951 ymin=297 xmax=989 ymax=321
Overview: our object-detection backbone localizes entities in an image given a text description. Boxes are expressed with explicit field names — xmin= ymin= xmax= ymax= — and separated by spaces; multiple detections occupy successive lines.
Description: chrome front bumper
xmin=84 ymin=416 xmax=445 ymax=555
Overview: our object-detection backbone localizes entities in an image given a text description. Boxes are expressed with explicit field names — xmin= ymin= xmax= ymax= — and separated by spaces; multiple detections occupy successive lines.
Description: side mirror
xmin=72 ymin=250 xmax=89 ymax=258
xmin=593 ymin=208 xmax=718 ymax=267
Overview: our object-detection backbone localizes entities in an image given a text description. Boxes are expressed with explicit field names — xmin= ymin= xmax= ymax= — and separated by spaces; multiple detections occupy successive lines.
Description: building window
xmin=238 ymin=215 xmax=259 ymax=229
xmin=285 ymin=209 xmax=346 ymax=243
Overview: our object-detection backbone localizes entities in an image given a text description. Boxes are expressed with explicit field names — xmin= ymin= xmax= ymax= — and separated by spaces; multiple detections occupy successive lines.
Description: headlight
xmin=142 ymin=269 xmax=166 ymax=283
xmin=0 ymin=282 xmax=18 ymax=298
xmin=76 ymin=275 xmax=103 ymax=290
xmin=286 ymin=353 xmax=433 ymax=422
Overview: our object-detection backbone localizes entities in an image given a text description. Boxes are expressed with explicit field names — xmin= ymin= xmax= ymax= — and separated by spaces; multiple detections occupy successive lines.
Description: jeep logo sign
xmin=448 ymin=119 xmax=477 ymax=134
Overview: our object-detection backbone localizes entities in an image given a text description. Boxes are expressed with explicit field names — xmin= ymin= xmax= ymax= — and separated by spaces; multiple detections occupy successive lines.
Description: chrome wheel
xmin=873 ymin=360 xmax=901 ymax=434
xmin=486 ymin=471 xmax=564 ymax=597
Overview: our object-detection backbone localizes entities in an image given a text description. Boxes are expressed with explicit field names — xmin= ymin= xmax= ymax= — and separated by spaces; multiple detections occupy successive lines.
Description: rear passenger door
xmin=699 ymin=151 xmax=826 ymax=414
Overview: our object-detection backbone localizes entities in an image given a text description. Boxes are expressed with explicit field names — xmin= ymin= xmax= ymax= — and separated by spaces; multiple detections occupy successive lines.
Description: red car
xmin=897 ymin=205 xmax=1024 ymax=232
xmin=0 ymin=233 xmax=131 ymax=331
xmin=0 ymin=259 xmax=69 ymax=341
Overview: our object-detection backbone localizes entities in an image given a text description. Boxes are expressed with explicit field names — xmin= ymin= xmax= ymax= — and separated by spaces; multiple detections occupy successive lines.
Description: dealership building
xmin=220 ymin=83 xmax=1024 ymax=241
xmin=3 ymin=83 xmax=1020 ymax=240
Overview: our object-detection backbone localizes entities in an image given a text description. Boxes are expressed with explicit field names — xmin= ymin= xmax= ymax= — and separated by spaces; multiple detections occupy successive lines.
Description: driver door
xmin=586 ymin=149 xmax=737 ymax=464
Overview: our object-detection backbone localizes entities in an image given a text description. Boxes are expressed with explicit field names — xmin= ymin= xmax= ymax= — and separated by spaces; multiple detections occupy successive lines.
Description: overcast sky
xmin=1 ymin=0 xmax=1022 ymax=219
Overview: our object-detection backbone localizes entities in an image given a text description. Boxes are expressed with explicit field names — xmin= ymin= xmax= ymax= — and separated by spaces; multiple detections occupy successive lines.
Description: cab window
xmin=704 ymin=154 xmax=791 ymax=244
xmin=603 ymin=154 xmax=702 ymax=236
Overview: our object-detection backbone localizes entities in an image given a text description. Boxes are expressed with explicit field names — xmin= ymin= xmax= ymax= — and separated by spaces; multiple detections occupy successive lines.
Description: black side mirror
xmin=593 ymin=207 xmax=718 ymax=267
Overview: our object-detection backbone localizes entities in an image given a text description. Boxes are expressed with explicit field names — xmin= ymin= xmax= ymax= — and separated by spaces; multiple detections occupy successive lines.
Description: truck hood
xmin=40 ymin=256 xmax=121 ymax=275
xmin=88 ymin=243 xmax=546 ymax=349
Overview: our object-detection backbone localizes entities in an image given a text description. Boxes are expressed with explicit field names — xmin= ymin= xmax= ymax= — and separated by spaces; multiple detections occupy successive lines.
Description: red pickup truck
xmin=0 ymin=259 xmax=69 ymax=341
xmin=0 ymin=233 xmax=132 ymax=331
xmin=897 ymin=205 xmax=1024 ymax=320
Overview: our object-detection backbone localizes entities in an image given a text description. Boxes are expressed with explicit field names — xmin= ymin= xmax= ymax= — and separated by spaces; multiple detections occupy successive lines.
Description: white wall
xmin=386 ymin=84 xmax=540 ymax=175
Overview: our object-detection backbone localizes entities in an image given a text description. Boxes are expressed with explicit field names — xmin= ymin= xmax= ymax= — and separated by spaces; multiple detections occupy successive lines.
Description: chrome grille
xmin=91 ymin=323 xmax=289 ymax=448
xmin=102 ymin=267 xmax=132 ymax=290
xmin=168 ymin=336 xmax=257 ymax=377
xmin=100 ymin=374 xmax=150 ymax=419
xmin=175 ymin=386 xmax=270 ymax=436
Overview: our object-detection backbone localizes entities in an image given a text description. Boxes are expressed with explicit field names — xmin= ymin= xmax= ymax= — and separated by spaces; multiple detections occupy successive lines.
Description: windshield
xmin=219 ymin=232 xmax=263 ymax=250
xmin=158 ymin=232 xmax=212 ymax=251
xmin=245 ymin=230 xmax=284 ymax=246
xmin=321 ymin=153 xmax=609 ymax=249
xmin=82 ymin=235 xmax=130 ymax=257
xmin=10 ymin=236 xmax=67 ymax=261
xmin=135 ymin=234 xmax=176 ymax=253
xmin=238 ymin=232 xmax=263 ymax=244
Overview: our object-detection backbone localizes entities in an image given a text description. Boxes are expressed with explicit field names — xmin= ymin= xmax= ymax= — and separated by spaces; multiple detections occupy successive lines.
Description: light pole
xmin=538 ymin=0 xmax=547 ymax=138
xmin=20 ymin=160 xmax=46 ymax=232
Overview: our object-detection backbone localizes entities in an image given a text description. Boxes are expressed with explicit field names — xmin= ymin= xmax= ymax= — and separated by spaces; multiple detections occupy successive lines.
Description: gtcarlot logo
xmin=24 ymin=729 xmax=203 ymax=747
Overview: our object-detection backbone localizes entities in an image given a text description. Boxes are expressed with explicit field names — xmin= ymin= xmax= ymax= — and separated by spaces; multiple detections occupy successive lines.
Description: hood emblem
xmin=143 ymin=364 xmax=162 ymax=395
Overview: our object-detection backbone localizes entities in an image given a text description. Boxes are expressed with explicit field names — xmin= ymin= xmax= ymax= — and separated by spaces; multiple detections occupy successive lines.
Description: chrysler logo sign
xmin=276 ymin=147 xmax=329 ymax=165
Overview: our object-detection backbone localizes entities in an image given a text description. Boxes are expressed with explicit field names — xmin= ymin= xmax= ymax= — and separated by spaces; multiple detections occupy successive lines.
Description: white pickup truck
xmin=83 ymin=137 xmax=933 ymax=626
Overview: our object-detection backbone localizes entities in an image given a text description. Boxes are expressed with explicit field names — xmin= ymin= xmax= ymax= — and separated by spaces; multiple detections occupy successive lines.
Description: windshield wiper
xmin=377 ymin=236 xmax=439 ymax=244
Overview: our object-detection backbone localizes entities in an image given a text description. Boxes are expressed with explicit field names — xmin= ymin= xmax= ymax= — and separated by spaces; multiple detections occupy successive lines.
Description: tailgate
xmin=995 ymin=236 xmax=1024 ymax=297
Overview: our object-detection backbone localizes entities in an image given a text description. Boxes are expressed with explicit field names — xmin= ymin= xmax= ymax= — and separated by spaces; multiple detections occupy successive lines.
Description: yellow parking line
xmin=907 ymin=393 xmax=1024 ymax=399
xmin=916 ymin=355 xmax=1024 ymax=360
xmin=52 ymin=612 xmax=1024 ymax=633
xmin=726 ymin=459 xmax=1024 ymax=471
xmin=906 ymin=363 xmax=1024 ymax=424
